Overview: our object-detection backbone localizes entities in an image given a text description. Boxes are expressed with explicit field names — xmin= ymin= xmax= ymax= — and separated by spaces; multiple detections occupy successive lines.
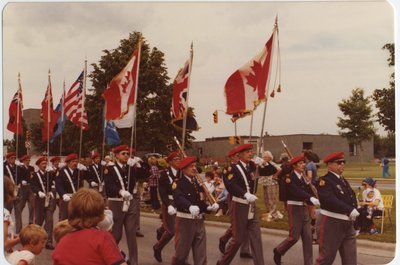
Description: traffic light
xmin=235 ymin=136 xmax=241 ymax=145
xmin=229 ymin=136 xmax=235 ymax=145
xmin=213 ymin=111 xmax=218 ymax=123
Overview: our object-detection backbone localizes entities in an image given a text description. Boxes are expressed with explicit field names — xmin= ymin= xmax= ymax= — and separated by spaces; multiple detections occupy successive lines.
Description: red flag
xmin=64 ymin=71 xmax=89 ymax=130
xmin=104 ymin=46 xmax=140 ymax=121
xmin=171 ymin=55 xmax=192 ymax=121
xmin=225 ymin=32 xmax=275 ymax=119
xmin=7 ymin=78 xmax=23 ymax=135
xmin=41 ymin=76 xmax=61 ymax=141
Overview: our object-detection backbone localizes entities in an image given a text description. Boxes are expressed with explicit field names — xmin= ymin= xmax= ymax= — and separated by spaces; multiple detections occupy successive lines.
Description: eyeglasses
xmin=333 ymin=160 xmax=346 ymax=165
xmin=120 ymin=152 xmax=130 ymax=156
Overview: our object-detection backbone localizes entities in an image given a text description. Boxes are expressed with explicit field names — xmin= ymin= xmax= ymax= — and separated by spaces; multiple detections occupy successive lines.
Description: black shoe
xmin=136 ymin=231 xmax=144 ymax=237
xmin=218 ymin=238 xmax=226 ymax=254
xmin=45 ymin=243 xmax=55 ymax=250
xmin=156 ymin=229 xmax=162 ymax=241
xmin=153 ymin=246 xmax=162 ymax=262
xmin=273 ymin=248 xmax=281 ymax=265
xmin=240 ymin=253 xmax=253 ymax=259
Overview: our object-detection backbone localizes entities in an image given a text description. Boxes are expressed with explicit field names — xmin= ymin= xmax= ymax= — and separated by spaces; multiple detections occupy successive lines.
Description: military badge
xmin=319 ymin=179 xmax=325 ymax=186
xmin=227 ymin=174 xmax=233 ymax=180
xmin=172 ymin=182 xmax=177 ymax=190
xmin=285 ymin=178 xmax=291 ymax=184
xmin=227 ymin=166 xmax=232 ymax=172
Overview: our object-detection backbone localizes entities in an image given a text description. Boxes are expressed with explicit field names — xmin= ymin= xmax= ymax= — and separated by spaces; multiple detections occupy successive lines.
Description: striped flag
xmin=7 ymin=77 xmax=24 ymax=135
xmin=64 ymin=71 xmax=88 ymax=130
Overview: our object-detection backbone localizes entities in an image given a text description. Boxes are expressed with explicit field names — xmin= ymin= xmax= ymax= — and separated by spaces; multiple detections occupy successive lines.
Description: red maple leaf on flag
xmin=245 ymin=60 xmax=263 ymax=92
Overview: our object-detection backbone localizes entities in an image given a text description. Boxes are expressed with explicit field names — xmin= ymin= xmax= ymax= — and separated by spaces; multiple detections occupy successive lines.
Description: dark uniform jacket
xmin=316 ymin=171 xmax=357 ymax=215
xmin=224 ymin=161 xmax=256 ymax=198
xmin=31 ymin=170 xmax=55 ymax=195
xmin=87 ymin=163 xmax=103 ymax=185
xmin=173 ymin=175 xmax=209 ymax=214
xmin=258 ymin=162 xmax=278 ymax=176
xmin=56 ymin=167 xmax=83 ymax=196
xmin=159 ymin=167 xmax=179 ymax=207
xmin=104 ymin=163 xmax=136 ymax=198
xmin=4 ymin=161 xmax=18 ymax=183
xmin=17 ymin=165 xmax=34 ymax=184
xmin=285 ymin=171 xmax=313 ymax=204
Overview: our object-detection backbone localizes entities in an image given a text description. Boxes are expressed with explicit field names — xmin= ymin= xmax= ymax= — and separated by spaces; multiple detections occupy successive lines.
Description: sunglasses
xmin=333 ymin=160 xmax=346 ymax=165
xmin=120 ymin=152 xmax=130 ymax=156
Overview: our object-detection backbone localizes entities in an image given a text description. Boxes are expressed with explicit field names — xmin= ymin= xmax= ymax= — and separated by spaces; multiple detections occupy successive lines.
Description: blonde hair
xmin=68 ymin=188 xmax=105 ymax=229
xmin=19 ymin=224 xmax=48 ymax=246
xmin=53 ymin=220 xmax=74 ymax=244
xmin=148 ymin=156 xmax=157 ymax=165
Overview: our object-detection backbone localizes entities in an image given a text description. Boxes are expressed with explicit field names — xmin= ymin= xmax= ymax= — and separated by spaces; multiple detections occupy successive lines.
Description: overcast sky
xmin=1 ymin=0 xmax=396 ymax=143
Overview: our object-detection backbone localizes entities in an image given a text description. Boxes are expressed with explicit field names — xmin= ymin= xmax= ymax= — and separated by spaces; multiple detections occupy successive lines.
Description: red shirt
xmin=52 ymin=228 xmax=125 ymax=265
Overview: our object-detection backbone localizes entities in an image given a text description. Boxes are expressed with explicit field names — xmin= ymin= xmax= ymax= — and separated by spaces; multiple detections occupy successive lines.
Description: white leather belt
xmin=176 ymin=212 xmax=204 ymax=219
xmin=320 ymin=209 xmax=351 ymax=221
xmin=232 ymin=196 xmax=249 ymax=205
xmin=168 ymin=195 xmax=173 ymax=200
xmin=287 ymin=200 xmax=305 ymax=206
xmin=108 ymin=197 xmax=124 ymax=201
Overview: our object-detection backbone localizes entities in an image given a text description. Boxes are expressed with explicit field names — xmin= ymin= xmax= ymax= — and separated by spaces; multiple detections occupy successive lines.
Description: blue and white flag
xmin=105 ymin=120 xmax=121 ymax=145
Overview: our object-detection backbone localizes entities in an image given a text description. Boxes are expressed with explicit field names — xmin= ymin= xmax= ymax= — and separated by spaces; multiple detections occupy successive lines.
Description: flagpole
xmin=59 ymin=80 xmax=65 ymax=157
xmin=78 ymin=61 xmax=87 ymax=184
xmin=181 ymin=42 xmax=194 ymax=151
xmin=47 ymin=70 xmax=51 ymax=158
xmin=101 ymin=106 xmax=107 ymax=181
xmin=249 ymin=113 xmax=254 ymax=141
xmin=258 ymin=17 xmax=278 ymax=157
xmin=16 ymin=73 xmax=22 ymax=158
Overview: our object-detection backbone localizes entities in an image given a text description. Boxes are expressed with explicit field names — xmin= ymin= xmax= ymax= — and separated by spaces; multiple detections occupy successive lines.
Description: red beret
xmin=235 ymin=144 xmax=253 ymax=153
xmin=36 ymin=156 xmax=47 ymax=166
xmin=323 ymin=152 xmax=345 ymax=163
xmin=50 ymin=156 xmax=60 ymax=163
xmin=227 ymin=146 xmax=240 ymax=157
xmin=91 ymin=152 xmax=100 ymax=159
xmin=112 ymin=144 xmax=129 ymax=154
xmin=178 ymin=156 xmax=197 ymax=170
xmin=6 ymin=152 xmax=16 ymax=159
xmin=65 ymin=153 xmax=78 ymax=163
xmin=167 ymin=151 xmax=180 ymax=162
xmin=289 ymin=155 xmax=305 ymax=166
xmin=19 ymin=155 xmax=30 ymax=161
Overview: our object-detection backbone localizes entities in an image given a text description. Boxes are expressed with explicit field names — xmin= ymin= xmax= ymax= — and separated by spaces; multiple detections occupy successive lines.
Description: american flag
xmin=63 ymin=71 xmax=88 ymax=130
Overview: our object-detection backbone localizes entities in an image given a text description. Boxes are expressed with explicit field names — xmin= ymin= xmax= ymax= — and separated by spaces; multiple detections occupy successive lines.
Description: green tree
xmin=337 ymin=88 xmax=375 ymax=153
xmin=372 ymin=43 xmax=395 ymax=133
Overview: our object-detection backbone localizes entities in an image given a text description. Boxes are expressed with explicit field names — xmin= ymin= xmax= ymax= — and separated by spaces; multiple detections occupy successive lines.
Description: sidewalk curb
xmin=141 ymin=212 xmax=396 ymax=253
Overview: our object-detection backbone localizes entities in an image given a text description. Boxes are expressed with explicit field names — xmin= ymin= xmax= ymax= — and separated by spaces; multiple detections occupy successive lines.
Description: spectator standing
xmin=381 ymin=156 xmax=391 ymax=178
xmin=148 ymin=156 xmax=161 ymax=210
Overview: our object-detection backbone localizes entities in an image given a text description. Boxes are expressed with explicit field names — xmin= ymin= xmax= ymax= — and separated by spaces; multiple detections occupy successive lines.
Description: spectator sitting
xmin=205 ymin=171 xmax=216 ymax=195
xmin=4 ymin=176 xmax=20 ymax=257
xmin=7 ymin=224 xmax=48 ymax=265
xmin=140 ymin=182 xmax=152 ymax=207
xmin=215 ymin=188 xmax=229 ymax=217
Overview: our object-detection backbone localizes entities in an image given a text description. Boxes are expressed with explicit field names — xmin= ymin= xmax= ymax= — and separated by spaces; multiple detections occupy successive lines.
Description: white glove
xmin=21 ymin=180 xmax=28 ymax=185
xmin=77 ymin=163 xmax=87 ymax=171
xmin=310 ymin=197 xmax=320 ymax=206
xmin=244 ymin=192 xmax=258 ymax=203
xmin=108 ymin=161 xmax=115 ymax=166
xmin=189 ymin=205 xmax=200 ymax=216
xmin=101 ymin=160 xmax=107 ymax=166
xmin=119 ymin=190 xmax=132 ymax=199
xmin=59 ymin=162 xmax=66 ymax=168
xmin=63 ymin=194 xmax=71 ymax=202
xmin=167 ymin=205 xmax=177 ymax=215
xmin=91 ymin=181 xmax=98 ymax=187
xmin=127 ymin=158 xmax=135 ymax=167
xmin=253 ymin=156 xmax=264 ymax=166
xmin=15 ymin=160 xmax=23 ymax=166
xmin=127 ymin=157 xmax=143 ymax=167
xmin=207 ymin=203 xmax=220 ymax=212
xmin=38 ymin=191 xmax=46 ymax=198
xmin=349 ymin=209 xmax=360 ymax=221
xmin=46 ymin=165 xmax=55 ymax=172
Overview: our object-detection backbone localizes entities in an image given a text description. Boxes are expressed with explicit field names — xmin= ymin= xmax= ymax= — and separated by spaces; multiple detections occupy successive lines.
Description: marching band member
xmin=273 ymin=155 xmax=320 ymax=265
xmin=153 ymin=151 xmax=181 ymax=262
xmin=216 ymin=144 xmax=264 ymax=265
xmin=4 ymin=152 xmax=18 ymax=212
xmin=172 ymin=156 xmax=219 ymax=265
xmin=315 ymin=152 xmax=359 ymax=265
xmin=104 ymin=144 xmax=138 ymax=265
xmin=30 ymin=156 xmax=56 ymax=249
xmin=87 ymin=152 xmax=105 ymax=195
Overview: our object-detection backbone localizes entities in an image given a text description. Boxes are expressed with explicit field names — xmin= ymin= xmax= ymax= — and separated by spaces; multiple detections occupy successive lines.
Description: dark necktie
xmin=191 ymin=178 xmax=199 ymax=194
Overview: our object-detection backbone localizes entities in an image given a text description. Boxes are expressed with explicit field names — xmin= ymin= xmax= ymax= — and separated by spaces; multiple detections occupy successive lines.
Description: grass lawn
xmin=319 ymin=162 xmax=396 ymax=180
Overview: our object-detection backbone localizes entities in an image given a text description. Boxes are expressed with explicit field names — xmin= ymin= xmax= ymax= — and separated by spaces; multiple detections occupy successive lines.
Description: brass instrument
xmin=173 ymin=136 xmax=217 ymax=205
xmin=281 ymin=140 xmax=319 ymax=199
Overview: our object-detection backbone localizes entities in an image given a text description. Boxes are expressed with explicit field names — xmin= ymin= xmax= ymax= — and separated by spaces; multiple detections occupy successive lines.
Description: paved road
xmin=28 ymin=213 xmax=394 ymax=265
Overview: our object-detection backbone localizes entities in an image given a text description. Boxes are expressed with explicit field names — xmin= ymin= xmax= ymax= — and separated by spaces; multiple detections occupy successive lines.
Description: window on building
xmin=303 ymin=142 xmax=313 ymax=150
xmin=349 ymin=144 xmax=357 ymax=156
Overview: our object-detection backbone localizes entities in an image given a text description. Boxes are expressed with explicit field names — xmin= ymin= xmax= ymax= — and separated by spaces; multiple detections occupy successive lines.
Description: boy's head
xmin=68 ymin=188 xmax=105 ymax=229
xmin=19 ymin=224 xmax=48 ymax=255
xmin=367 ymin=189 xmax=375 ymax=199
xmin=53 ymin=220 xmax=74 ymax=244
xmin=143 ymin=182 xmax=148 ymax=188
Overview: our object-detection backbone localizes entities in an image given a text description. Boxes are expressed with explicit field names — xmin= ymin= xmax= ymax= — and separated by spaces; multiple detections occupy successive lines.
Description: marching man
xmin=87 ymin=152 xmax=105 ymax=195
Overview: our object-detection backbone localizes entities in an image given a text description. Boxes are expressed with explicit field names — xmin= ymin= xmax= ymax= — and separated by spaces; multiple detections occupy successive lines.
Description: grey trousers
xmin=172 ymin=217 xmax=207 ymax=265
xmin=109 ymin=199 xmax=138 ymax=265
xmin=33 ymin=196 xmax=56 ymax=244
xmin=275 ymin=204 xmax=313 ymax=265
xmin=15 ymin=185 xmax=33 ymax=233
xmin=315 ymin=215 xmax=357 ymax=265
xmin=218 ymin=202 xmax=264 ymax=265
xmin=59 ymin=200 xmax=69 ymax=221
xmin=154 ymin=204 xmax=175 ymax=251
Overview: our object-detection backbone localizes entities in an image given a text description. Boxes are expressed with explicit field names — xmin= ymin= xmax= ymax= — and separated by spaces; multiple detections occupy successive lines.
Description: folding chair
xmin=374 ymin=195 xmax=393 ymax=234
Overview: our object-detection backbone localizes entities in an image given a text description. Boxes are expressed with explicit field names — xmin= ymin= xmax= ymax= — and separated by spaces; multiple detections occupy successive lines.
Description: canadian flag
xmin=171 ymin=56 xmax=192 ymax=120
xmin=225 ymin=32 xmax=274 ymax=118
xmin=103 ymin=46 xmax=140 ymax=122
